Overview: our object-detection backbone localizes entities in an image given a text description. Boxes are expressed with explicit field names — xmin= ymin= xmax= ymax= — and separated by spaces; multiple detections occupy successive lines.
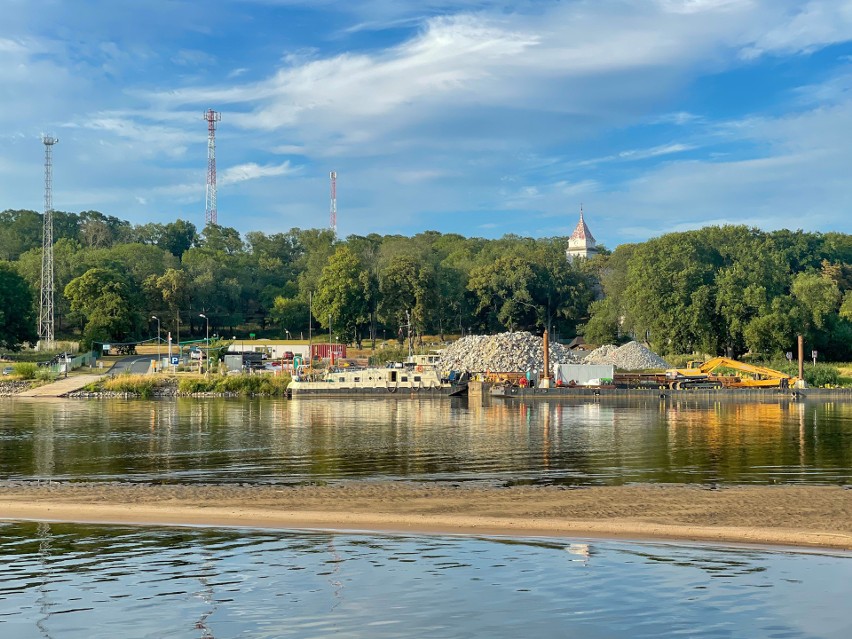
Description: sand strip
xmin=1 ymin=482 xmax=850 ymax=550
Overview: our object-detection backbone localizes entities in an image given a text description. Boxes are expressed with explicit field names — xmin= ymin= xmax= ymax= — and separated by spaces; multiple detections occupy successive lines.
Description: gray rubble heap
xmin=581 ymin=341 xmax=670 ymax=370
xmin=438 ymin=332 xmax=579 ymax=373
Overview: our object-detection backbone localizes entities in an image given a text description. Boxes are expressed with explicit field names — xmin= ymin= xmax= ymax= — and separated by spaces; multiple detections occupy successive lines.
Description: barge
xmin=288 ymin=363 xmax=469 ymax=397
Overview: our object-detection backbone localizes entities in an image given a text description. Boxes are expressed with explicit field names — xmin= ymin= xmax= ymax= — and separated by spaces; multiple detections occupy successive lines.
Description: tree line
xmin=583 ymin=226 xmax=852 ymax=359
xmin=1 ymin=208 xmax=850 ymax=361
xmin=0 ymin=209 xmax=596 ymax=351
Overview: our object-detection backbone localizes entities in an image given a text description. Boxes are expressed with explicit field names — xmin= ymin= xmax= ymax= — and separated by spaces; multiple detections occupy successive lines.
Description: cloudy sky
xmin=3 ymin=0 xmax=852 ymax=248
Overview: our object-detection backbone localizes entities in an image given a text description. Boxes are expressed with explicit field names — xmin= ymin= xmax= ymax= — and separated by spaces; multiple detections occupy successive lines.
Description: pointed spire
xmin=570 ymin=204 xmax=595 ymax=243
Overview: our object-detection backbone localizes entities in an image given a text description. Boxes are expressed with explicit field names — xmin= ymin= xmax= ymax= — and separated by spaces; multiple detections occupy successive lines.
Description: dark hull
xmin=489 ymin=385 xmax=811 ymax=400
xmin=289 ymin=384 xmax=466 ymax=398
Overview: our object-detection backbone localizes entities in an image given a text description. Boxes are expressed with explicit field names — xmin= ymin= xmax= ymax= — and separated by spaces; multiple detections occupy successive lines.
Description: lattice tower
xmin=204 ymin=109 xmax=222 ymax=225
xmin=329 ymin=171 xmax=337 ymax=235
xmin=38 ymin=135 xmax=58 ymax=350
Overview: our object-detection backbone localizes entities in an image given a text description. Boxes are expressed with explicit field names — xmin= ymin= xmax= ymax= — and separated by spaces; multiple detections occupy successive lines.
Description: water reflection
xmin=0 ymin=522 xmax=849 ymax=639
xmin=1 ymin=397 xmax=850 ymax=486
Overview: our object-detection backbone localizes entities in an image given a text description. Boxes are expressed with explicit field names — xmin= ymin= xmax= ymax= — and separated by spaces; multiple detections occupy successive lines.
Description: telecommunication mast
xmin=204 ymin=109 xmax=222 ymax=225
xmin=38 ymin=135 xmax=58 ymax=350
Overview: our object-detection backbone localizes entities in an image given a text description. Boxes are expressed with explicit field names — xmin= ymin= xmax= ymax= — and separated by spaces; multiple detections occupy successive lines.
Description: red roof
xmin=570 ymin=210 xmax=595 ymax=243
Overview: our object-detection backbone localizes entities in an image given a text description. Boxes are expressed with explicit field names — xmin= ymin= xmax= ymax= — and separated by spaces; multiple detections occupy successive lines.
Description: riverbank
xmin=1 ymin=482 xmax=849 ymax=550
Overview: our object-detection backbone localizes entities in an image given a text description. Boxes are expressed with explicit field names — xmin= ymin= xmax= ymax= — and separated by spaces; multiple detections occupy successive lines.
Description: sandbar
xmin=1 ymin=482 xmax=850 ymax=550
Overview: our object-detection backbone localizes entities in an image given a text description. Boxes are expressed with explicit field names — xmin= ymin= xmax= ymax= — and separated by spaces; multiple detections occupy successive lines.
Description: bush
xmin=35 ymin=367 xmax=55 ymax=381
xmin=101 ymin=374 xmax=157 ymax=398
xmin=772 ymin=361 xmax=841 ymax=388
xmin=178 ymin=373 xmax=291 ymax=396
xmin=13 ymin=362 xmax=37 ymax=379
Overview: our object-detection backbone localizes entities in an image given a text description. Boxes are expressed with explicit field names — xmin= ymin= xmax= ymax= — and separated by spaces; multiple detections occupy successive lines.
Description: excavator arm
xmin=666 ymin=357 xmax=801 ymax=389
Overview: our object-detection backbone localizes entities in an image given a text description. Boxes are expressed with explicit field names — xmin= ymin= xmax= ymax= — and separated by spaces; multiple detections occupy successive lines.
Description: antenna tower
xmin=204 ymin=109 xmax=222 ymax=225
xmin=329 ymin=171 xmax=337 ymax=235
xmin=38 ymin=135 xmax=58 ymax=350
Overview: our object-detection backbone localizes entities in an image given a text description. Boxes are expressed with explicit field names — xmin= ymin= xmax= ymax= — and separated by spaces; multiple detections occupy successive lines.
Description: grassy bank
xmin=85 ymin=373 xmax=292 ymax=397
xmin=177 ymin=373 xmax=291 ymax=396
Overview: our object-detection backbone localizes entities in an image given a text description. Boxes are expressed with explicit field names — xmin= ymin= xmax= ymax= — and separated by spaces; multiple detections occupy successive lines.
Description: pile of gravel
xmin=438 ymin=332 xmax=579 ymax=373
xmin=581 ymin=341 xmax=669 ymax=370
xmin=581 ymin=344 xmax=618 ymax=364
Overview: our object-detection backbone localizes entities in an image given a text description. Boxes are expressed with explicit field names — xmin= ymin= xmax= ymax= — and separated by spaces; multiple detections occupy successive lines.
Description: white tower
xmin=566 ymin=205 xmax=597 ymax=261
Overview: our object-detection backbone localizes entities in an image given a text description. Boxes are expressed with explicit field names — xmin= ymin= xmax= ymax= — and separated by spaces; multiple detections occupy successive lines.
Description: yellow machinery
xmin=665 ymin=357 xmax=802 ymax=389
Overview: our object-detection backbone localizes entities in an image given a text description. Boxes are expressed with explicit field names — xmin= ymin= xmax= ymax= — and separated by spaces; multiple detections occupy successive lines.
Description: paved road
xmin=16 ymin=374 xmax=104 ymax=397
xmin=108 ymin=355 xmax=156 ymax=376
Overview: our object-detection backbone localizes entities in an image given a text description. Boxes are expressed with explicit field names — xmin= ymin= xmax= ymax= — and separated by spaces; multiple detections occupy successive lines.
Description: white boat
xmin=287 ymin=363 xmax=468 ymax=397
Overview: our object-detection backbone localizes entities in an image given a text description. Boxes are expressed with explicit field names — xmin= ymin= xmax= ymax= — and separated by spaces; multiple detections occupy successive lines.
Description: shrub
xmin=178 ymin=373 xmax=291 ymax=396
xmin=773 ymin=362 xmax=840 ymax=388
xmin=102 ymin=374 xmax=156 ymax=398
xmin=177 ymin=377 xmax=212 ymax=394
xmin=35 ymin=367 xmax=55 ymax=381
xmin=13 ymin=362 xmax=37 ymax=379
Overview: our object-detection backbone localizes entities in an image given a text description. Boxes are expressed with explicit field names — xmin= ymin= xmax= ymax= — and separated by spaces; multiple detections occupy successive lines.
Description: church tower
xmin=566 ymin=205 xmax=598 ymax=261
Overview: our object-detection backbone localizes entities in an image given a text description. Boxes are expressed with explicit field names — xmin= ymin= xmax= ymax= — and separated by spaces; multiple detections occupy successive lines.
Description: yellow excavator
xmin=665 ymin=357 xmax=803 ymax=389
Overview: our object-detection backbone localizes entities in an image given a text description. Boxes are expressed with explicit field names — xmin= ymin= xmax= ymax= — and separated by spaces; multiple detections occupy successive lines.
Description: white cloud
xmin=219 ymin=161 xmax=299 ymax=186
xmin=3 ymin=0 xmax=852 ymax=242
xmin=742 ymin=0 xmax=852 ymax=58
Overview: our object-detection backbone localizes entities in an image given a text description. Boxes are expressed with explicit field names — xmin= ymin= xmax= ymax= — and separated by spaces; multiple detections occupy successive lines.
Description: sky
xmin=2 ymin=0 xmax=852 ymax=249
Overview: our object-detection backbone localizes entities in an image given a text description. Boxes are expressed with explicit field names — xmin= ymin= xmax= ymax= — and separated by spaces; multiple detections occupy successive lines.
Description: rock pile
xmin=581 ymin=341 xmax=669 ymax=370
xmin=438 ymin=332 xmax=579 ymax=373
xmin=0 ymin=381 xmax=31 ymax=397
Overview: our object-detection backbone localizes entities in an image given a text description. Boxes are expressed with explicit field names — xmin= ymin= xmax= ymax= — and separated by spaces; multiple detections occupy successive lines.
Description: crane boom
xmin=665 ymin=357 xmax=802 ymax=389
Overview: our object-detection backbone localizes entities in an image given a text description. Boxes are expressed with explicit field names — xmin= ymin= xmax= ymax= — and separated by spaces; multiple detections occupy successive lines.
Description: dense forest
xmin=0 ymin=209 xmax=597 ymax=351
xmin=1 ymin=209 xmax=851 ymax=360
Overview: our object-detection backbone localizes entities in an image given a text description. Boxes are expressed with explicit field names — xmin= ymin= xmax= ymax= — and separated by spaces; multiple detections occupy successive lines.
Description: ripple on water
xmin=0 ymin=523 xmax=849 ymax=638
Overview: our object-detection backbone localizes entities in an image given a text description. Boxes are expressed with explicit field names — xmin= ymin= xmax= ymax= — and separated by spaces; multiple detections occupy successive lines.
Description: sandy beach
xmin=1 ymin=482 xmax=850 ymax=550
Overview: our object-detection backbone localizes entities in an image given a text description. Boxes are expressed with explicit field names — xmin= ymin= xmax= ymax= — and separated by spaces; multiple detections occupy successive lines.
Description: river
xmin=0 ymin=396 xmax=850 ymax=638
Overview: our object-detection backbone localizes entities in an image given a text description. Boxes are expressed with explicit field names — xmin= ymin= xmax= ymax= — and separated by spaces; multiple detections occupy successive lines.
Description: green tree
xmin=158 ymin=220 xmax=197 ymax=258
xmin=840 ymin=291 xmax=852 ymax=321
xmin=378 ymin=254 xmax=434 ymax=343
xmin=65 ymin=268 xmax=136 ymax=346
xmin=312 ymin=245 xmax=369 ymax=344
xmin=622 ymin=232 xmax=718 ymax=354
xmin=268 ymin=297 xmax=310 ymax=337
xmin=0 ymin=210 xmax=42 ymax=261
xmin=468 ymin=255 xmax=537 ymax=331
xmin=0 ymin=262 xmax=38 ymax=350
xmin=791 ymin=271 xmax=842 ymax=331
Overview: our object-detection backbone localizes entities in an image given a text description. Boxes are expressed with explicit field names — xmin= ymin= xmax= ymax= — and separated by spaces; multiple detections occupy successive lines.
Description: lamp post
xmin=151 ymin=316 xmax=160 ymax=369
xmin=199 ymin=313 xmax=209 ymax=376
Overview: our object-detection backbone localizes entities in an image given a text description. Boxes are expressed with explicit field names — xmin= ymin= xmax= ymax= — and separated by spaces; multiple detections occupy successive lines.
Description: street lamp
xmin=199 ymin=313 xmax=209 ymax=376
xmin=151 ymin=316 xmax=160 ymax=369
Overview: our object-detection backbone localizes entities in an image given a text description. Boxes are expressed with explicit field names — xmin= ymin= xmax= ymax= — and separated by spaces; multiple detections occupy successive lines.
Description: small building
xmin=226 ymin=339 xmax=310 ymax=360
xmin=566 ymin=205 xmax=598 ymax=261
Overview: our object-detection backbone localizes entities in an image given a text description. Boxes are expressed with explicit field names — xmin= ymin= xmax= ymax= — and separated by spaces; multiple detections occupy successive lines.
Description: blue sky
xmin=3 ymin=0 xmax=852 ymax=249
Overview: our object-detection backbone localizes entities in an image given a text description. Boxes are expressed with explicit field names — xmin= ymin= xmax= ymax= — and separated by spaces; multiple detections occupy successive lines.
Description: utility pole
xmin=38 ymin=135 xmax=58 ymax=350
xmin=152 ymin=316 xmax=161 ymax=369
xmin=329 ymin=171 xmax=337 ymax=236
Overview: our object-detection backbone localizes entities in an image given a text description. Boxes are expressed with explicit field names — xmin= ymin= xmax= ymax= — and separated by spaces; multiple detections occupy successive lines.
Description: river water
xmin=1 ymin=397 xmax=850 ymax=485
xmin=1 ymin=396 xmax=850 ymax=638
